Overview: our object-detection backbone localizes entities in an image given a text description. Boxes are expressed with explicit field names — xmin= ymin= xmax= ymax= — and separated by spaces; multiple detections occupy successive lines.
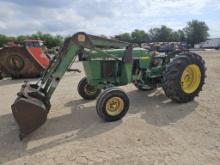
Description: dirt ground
xmin=0 ymin=50 xmax=219 ymax=165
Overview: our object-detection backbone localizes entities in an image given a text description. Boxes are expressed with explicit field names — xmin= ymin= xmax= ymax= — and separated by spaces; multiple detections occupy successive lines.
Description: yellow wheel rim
xmin=181 ymin=64 xmax=201 ymax=94
xmin=106 ymin=97 xmax=124 ymax=116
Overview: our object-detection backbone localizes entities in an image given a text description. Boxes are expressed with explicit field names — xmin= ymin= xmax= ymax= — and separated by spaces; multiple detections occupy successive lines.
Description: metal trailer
xmin=198 ymin=38 xmax=220 ymax=49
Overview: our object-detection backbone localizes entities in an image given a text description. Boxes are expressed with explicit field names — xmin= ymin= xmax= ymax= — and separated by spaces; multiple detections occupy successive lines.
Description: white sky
xmin=0 ymin=0 xmax=219 ymax=37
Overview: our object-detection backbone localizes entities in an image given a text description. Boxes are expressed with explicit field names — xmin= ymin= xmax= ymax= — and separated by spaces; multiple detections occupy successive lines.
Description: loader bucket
xmin=11 ymin=83 xmax=50 ymax=140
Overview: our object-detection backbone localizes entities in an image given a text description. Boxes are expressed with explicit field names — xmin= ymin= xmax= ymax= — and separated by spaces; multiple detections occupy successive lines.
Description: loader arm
xmin=11 ymin=32 xmax=131 ymax=139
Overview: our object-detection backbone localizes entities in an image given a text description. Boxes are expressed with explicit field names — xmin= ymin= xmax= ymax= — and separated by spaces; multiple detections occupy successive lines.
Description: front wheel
xmin=96 ymin=88 xmax=129 ymax=122
xmin=77 ymin=77 xmax=101 ymax=100
xmin=162 ymin=53 xmax=206 ymax=103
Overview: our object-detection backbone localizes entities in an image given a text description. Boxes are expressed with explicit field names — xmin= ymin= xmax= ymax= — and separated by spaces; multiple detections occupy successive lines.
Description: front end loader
xmin=11 ymin=32 xmax=206 ymax=139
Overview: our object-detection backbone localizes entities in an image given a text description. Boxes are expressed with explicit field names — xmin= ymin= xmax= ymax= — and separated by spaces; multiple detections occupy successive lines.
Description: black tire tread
xmin=96 ymin=88 xmax=129 ymax=122
xmin=77 ymin=77 xmax=101 ymax=100
xmin=162 ymin=52 xmax=206 ymax=103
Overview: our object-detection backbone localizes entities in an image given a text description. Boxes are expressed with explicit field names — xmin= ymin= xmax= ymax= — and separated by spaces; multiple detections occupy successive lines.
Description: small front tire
xmin=77 ymin=77 xmax=101 ymax=100
xmin=96 ymin=88 xmax=129 ymax=122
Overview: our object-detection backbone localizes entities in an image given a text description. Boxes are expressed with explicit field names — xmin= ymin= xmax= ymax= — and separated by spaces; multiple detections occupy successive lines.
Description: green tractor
xmin=11 ymin=32 xmax=206 ymax=139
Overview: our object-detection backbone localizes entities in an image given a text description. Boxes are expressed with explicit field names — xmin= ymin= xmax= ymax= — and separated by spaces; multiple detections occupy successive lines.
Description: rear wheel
xmin=77 ymin=77 xmax=101 ymax=100
xmin=162 ymin=53 xmax=206 ymax=103
xmin=7 ymin=54 xmax=25 ymax=78
xmin=96 ymin=88 xmax=129 ymax=122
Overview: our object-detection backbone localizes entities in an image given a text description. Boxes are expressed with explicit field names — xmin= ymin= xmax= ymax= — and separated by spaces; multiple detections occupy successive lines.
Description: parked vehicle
xmin=195 ymin=38 xmax=220 ymax=49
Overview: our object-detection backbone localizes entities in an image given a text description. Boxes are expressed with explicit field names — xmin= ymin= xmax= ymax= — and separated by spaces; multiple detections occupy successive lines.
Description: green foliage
xmin=115 ymin=20 xmax=209 ymax=46
xmin=0 ymin=32 xmax=64 ymax=49
xmin=115 ymin=26 xmax=187 ymax=44
xmin=149 ymin=26 xmax=176 ymax=42
xmin=0 ymin=20 xmax=209 ymax=48
xmin=138 ymin=26 xmax=187 ymax=43
xmin=115 ymin=30 xmax=150 ymax=46
xmin=31 ymin=32 xmax=64 ymax=48
xmin=184 ymin=20 xmax=209 ymax=46
xmin=131 ymin=30 xmax=150 ymax=45
xmin=115 ymin=33 xmax=132 ymax=42
xmin=177 ymin=30 xmax=186 ymax=41
xmin=0 ymin=34 xmax=9 ymax=47
xmin=148 ymin=28 xmax=160 ymax=42
xmin=16 ymin=35 xmax=27 ymax=43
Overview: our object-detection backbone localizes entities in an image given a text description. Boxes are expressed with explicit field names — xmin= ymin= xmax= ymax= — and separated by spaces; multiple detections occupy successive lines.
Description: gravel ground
xmin=0 ymin=50 xmax=219 ymax=165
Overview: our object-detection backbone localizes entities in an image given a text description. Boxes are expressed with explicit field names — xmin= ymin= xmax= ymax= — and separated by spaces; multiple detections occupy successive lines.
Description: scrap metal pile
xmin=141 ymin=42 xmax=188 ymax=52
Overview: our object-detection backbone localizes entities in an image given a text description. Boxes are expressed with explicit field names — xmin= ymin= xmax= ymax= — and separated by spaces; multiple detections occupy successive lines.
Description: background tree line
xmin=115 ymin=20 xmax=209 ymax=47
xmin=0 ymin=32 xmax=64 ymax=48
xmin=0 ymin=20 xmax=209 ymax=48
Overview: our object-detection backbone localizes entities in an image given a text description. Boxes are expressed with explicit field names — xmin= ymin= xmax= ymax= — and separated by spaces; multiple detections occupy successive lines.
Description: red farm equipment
xmin=0 ymin=40 xmax=50 ymax=79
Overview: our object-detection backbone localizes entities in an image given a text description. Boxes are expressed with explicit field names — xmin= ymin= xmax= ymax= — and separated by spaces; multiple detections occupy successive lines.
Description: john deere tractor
xmin=11 ymin=32 xmax=206 ymax=139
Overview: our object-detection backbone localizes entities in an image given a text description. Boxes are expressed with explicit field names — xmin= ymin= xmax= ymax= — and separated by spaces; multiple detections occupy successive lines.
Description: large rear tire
xmin=162 ymin=53 xmax=206 ymax=103
xmin=77 ymin=77 xmax=101 ymax=100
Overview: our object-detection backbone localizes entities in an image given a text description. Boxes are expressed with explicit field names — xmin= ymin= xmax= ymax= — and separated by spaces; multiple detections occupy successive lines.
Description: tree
xmin=149 ymin=28 xmax=160 ymax=42
xmin=149 ymin=26 xmax=178 ymax=42
xmin=184 ymin=20 xmax=209 ymax=46
xmin=115 ymin=33 xmax=132 ymax=42
xmin=176 ymin=30 xmax=186 ymax=42
xmin=131 ymin=29 xmax=149 ymax=45
xmin=171 ymin=31 xmax=180 ymax=42
xmin=17 ymin=35 xmax=29 ymax=44
xmin=0 ymin=34 xmax=9 ymax=47
xmin=31 ymin=32 xmax=64 ymax=48
xmin=158 ymin=25 xmax=175 ymax=42
xmin=0 ymin=20 xmax=210 ymax=48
